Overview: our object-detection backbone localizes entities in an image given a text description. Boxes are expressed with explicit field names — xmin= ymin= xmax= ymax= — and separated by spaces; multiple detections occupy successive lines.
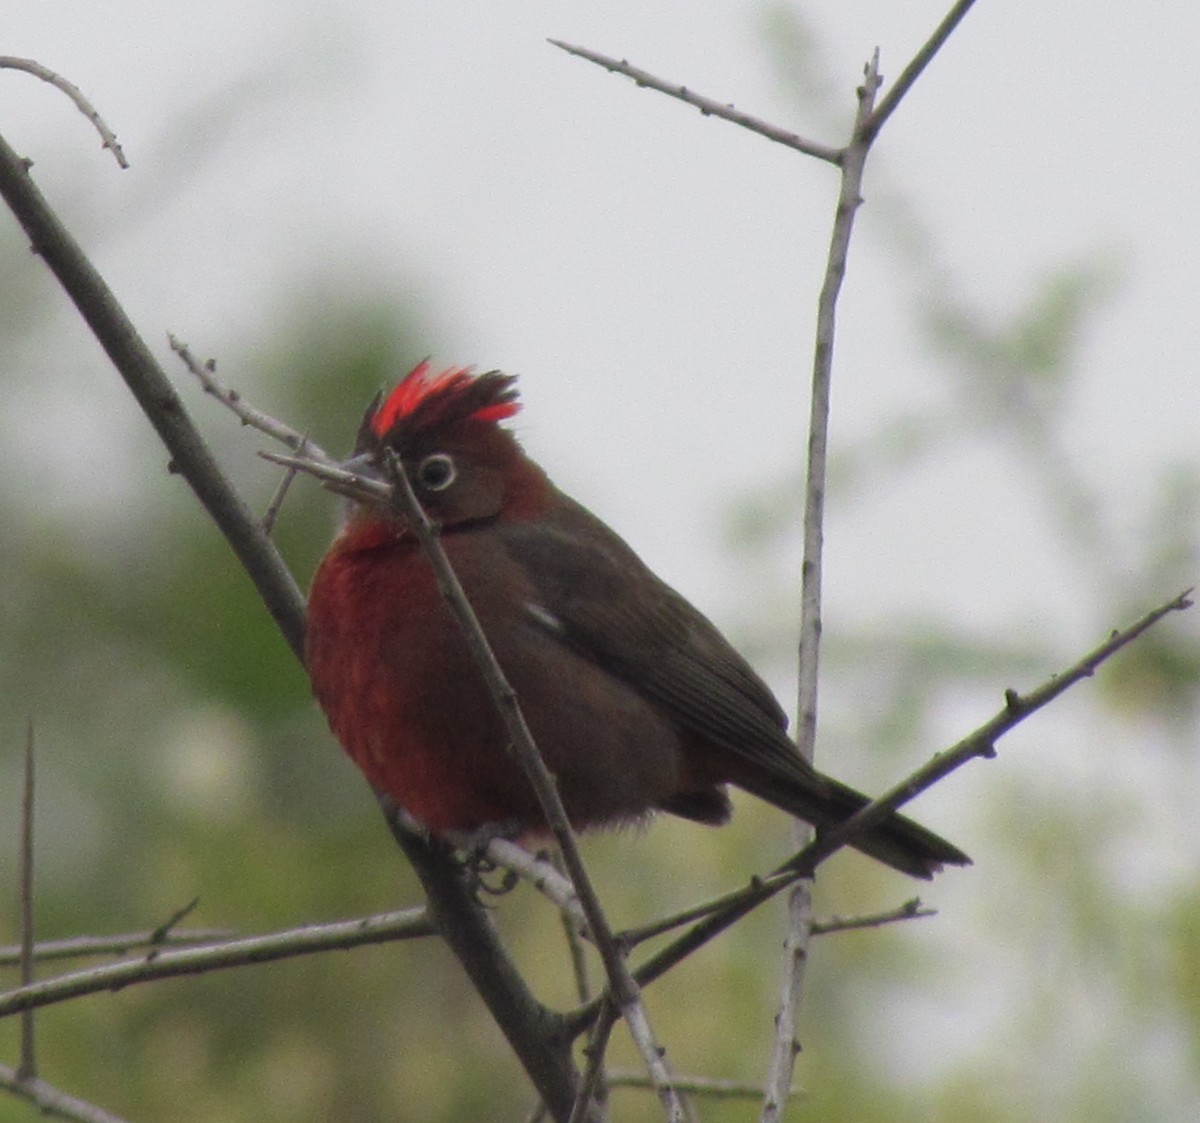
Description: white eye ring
xmin=416 ymin=453 xmax=457 ymax=492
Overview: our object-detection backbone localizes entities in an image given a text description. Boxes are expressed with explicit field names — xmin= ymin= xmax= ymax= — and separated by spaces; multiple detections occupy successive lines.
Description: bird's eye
xmin=416 ymin=453 xmax=457 ymax=492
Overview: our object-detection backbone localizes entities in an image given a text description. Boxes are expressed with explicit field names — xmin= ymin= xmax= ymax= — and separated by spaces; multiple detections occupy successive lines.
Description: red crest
xmin=370 ymin=361 xmax=520 ymax=440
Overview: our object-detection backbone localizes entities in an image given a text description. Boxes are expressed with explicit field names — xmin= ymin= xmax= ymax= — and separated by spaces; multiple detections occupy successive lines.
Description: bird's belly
xmin=309 ymin=560 xmax=689 ymax=831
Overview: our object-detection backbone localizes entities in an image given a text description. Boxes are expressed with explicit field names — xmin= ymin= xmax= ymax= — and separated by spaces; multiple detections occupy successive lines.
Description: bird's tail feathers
xmin=731 ymin=768 xmax=970 ymax=880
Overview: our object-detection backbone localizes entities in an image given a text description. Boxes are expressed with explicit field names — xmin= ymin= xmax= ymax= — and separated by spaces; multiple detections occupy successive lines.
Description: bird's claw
xmin=443 ymin=822 xmax=524 ymax=899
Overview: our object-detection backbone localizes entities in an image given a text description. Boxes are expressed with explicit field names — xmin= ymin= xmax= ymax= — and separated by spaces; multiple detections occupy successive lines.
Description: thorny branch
xmin=619 ymin=893 xmax=933 ymax=951
xmin=784 ymin=587 xmax=1194 ymax=877
xmin=169 ymin=335 xmax=321 ymax=456
xmin=548 ymin=40 xmax=841 ymax=165
xmin=809 ymin=899 xmax=933 ymax=937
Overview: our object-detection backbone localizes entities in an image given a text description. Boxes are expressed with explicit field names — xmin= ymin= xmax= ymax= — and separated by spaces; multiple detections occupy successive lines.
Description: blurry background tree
xmin=3 ymin=2 xmax=1200 ymax=1121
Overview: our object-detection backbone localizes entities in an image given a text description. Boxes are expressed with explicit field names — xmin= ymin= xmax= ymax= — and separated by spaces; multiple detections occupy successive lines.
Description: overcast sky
xmin=5 ymin=2 xmax=1196 ymax=627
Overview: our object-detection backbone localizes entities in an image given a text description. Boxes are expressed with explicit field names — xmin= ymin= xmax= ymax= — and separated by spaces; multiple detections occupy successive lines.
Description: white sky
xmin=5 ymin=2 xmax=1196 ymax=635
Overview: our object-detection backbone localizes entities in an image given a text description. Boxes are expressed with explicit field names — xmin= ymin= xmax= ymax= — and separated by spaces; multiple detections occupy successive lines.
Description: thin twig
xmin=763 ymin=896 xmax=807 ymax=1120
xmin=809 ymin=898 xmax=933 ymax=937
xmin=0 ymin=928 xmax=235 ymax=966
xmin=618 ymin=877 xmax=932 ymax=946
xmin=380 ymin=449 xmax=687 ymax=1122
xmin=148 ymin=897 xmax=201 ymax=944
xmin=261 ymin=433 xmax=308 ymax=535
xmin=548 ymin=40 xmax=841 ymax=165
xmin=608 ymin=1070 xmax=802 ymax=1101
xmin=551 ymin=849 xmax=593 ymax=1004
xmin=0 ymin=1063 xmax=133 ymax=1123
xmin=862 ymin=0 xmax=980 ymax=142
xmin=569 ymin=1001 xmax=618 ymax=1123
xmin=168 ymin=335 xmax=326 ymax=457
xmin=0 ymin=56 xmax=127 ymax=168
xmin=260 ymin=450 xmax=389 ymax=499
xmin=785 ymin=587 xmax=1195 ymax=875
xmin=796 ymin=52 xmax=880 ymax=767
xmin=765 ymin=52 xmax=885 ymax=1122
xmin=18 ymin=719 xmax=37 ymax=1080
xmin=0 ymin=908 xmax=433 ymax=1019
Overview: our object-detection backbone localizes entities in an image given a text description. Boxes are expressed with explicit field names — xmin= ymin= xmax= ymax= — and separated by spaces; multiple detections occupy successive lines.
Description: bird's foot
xmin=443 ymin=821 xmax=525 ymax=898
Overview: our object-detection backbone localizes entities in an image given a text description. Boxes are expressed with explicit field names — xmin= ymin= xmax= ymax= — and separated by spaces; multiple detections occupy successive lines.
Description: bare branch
xmin=787 ymin=587 xmax=1195 ymax=874
xmin=551 ymin=19 xmax=989 ymax=1110
xmin=18 ymin=719 xmax=36 ymax=1080
xmin=608 ymin=1070 xmax=802 ymax=1102
xmin=762 ymin=884 xmax=807 ymax=1121
xmin=260 ymin=449 xmax=388 ymax=499
xmin=862 ymin=0 xmax=980 ymax=142
xmin=548 ymin=40 xmax=841 ymax=165
xmin=168 ymin=335 xmax=325 ymax=457
xmin=618 ymin=884 xmax=930 ymax=947
xmin=796 ymin=52 xmax=881 ymax=764
xmin=0 ymin=928 xmax=235 ymax=967
xmin=0 ymin=134 xmax=307 ymax=658
xmin=810 ymin=898 xmax=934 ymax=936
xmin=570 ymin=1002 xmax=618 ymax=1123
xmin=0 ymin=1064 xmax=133 ymax=1123
xmin=617 ymin=871 xmax=794 ymax=950
xmin=764 ymin=52 xmax=885 ymax=1119
xmin=147 ymin=897 xmax=201 ymax=944
xmin=0 ymin=908 xmax=433 ymax=1019
xmin=261 ymin=434 xmax=308 ymax=535
xmin=0 ymin=56 xmax=127 ymax=168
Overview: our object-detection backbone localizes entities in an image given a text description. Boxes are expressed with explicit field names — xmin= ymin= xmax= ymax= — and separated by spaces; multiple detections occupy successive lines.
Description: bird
xmin=305 ymin=362 xmax=970 ymax=879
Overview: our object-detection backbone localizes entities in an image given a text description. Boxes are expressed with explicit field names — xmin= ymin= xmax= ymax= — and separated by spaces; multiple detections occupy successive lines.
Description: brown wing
xmin=496 ymin=493 xmax=969 ymax=878
xmin=495 ymin=495 xmax=797 ymax=771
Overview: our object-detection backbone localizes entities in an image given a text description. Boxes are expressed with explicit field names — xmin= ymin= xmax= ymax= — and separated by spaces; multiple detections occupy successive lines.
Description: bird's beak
xmin=323 ymin=451 xmax=393 ymax=505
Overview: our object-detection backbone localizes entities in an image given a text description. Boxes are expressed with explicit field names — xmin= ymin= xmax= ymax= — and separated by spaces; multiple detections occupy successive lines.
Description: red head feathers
xmin=368 ymin=362 xmax=521 ymax=445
